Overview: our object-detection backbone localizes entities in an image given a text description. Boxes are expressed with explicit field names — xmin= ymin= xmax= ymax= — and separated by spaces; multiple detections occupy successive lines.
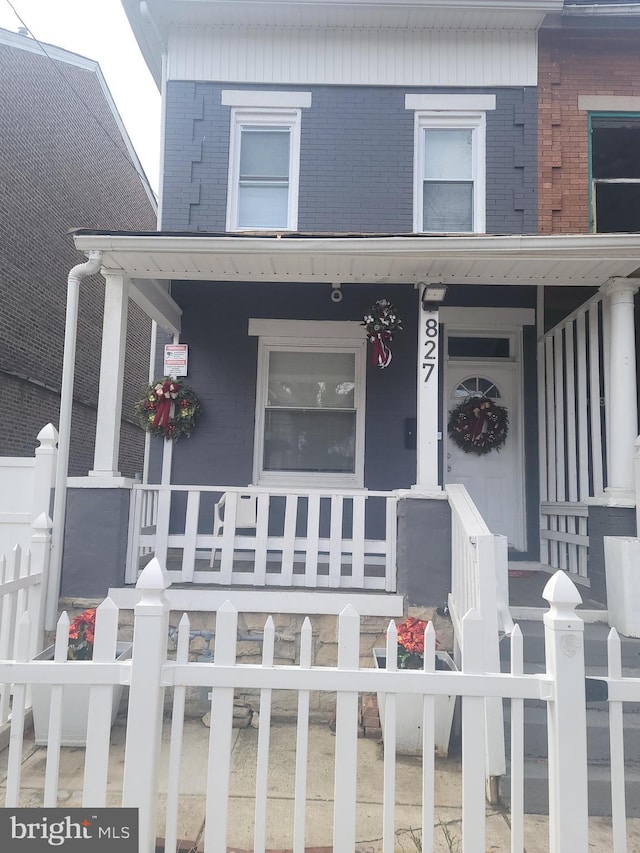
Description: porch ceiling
xmin=73 ymin=230 xmax=640 ymax=289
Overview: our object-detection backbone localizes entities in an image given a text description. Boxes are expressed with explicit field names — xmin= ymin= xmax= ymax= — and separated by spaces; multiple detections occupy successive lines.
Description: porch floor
xmin=2 ymin=716 xmax=636 ymax=851
xmin=508 ymin=565 xmax=607 ymax=612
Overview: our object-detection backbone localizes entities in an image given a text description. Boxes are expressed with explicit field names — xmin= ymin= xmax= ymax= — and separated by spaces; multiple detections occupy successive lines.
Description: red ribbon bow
xmin=152 ymin=381 xmax=180 ymax=429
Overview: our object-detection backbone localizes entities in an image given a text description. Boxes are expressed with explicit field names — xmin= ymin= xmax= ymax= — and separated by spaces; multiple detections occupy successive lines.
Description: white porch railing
xmin=446 ymin=482 xmax=511 ymax=786
xmin=126 ymin=485 xmax=398 ymax=591
xmin=3 ymin=563 xmax=637 ymax=853
xmin=0 ymin=515 xmax=50 ymax=726
xmin=538 ymin=294 xmax=606 ymax=577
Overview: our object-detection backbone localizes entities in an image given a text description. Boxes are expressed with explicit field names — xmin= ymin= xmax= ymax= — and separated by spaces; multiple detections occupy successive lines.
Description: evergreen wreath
xmin=447 ymin=396 xmax=509 ymax=456
xmin=135 ymin=378 xmax=201 ymax=441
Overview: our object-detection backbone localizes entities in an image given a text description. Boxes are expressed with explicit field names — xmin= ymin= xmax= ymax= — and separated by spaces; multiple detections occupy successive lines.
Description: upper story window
xmin=590 ymin=115 xmax=640 ymax=233
xmin=405 ymin=95 xmax=494 ymax=235
xmin=414 ymin=113 xmax=486 ymax=233
xmin=226 ymin=108 xmax=302 ymax=231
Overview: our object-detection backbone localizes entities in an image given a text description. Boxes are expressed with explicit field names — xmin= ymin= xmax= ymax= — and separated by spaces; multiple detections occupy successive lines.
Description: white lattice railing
xmin=126 ymin=485 xmax=397 ymax=592
xmin=538 ymin=293 xmax=606 ymax=578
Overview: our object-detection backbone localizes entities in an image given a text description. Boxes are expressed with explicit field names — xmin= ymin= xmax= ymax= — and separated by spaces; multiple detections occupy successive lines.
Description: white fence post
xmin=28 ymin=513 xmax=51 ymax=657
xmin=121 ymin=558 xmax=171 ymax=853
xmin=32 ymin=424 xmax=58 ymax=522
xmin=542 ymin=571 xmax=589 ymax=853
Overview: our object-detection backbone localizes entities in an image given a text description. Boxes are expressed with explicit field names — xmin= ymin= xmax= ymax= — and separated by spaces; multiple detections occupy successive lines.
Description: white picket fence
xmin=1 ymin=560 xmax=638 ymax=853
xmin=0 ymin=424 xmax=57 ymax=558
xmin=126 ymin=484 xmax=398 ymax=591
xmin=0 ymin=515 xmax=50 ymax=726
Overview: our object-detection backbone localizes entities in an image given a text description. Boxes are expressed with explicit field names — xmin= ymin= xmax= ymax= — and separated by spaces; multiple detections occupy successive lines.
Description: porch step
xmin=499 ymin=759 xmax=640 ymax=817
xmin=498 ymin=619 xmax=640 ymax=816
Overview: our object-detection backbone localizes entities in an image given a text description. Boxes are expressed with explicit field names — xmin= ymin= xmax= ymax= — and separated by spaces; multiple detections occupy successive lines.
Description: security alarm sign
xmin=164 ymin=344 xmax=188 ymax=377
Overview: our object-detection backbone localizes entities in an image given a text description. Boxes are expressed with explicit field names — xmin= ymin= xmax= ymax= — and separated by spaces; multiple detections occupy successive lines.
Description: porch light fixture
xmin=420 ymin=282 xmax=448 ymax=310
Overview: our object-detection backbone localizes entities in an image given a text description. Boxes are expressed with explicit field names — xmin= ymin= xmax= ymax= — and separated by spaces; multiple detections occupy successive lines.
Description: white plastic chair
xmin=210 ymin=492 xmax=258 ymax=567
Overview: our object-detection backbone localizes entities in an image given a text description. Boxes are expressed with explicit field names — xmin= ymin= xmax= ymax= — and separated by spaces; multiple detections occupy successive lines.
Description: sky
xmin=0 ymin=0 xmax=161 ymax=192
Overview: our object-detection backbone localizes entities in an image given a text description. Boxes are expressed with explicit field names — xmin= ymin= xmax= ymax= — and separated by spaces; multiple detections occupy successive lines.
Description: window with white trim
xmin=226 ymin=108 xmax=302 ymax=231
xmin=254 ymin=339 xmax=366 ymax=487
xmin=414 ymin=112 xmax=486 ymax=233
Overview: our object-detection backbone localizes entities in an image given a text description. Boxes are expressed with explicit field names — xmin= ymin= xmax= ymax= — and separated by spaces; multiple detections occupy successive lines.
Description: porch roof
xmin=73 ymin=229 xmax=640 ymax=290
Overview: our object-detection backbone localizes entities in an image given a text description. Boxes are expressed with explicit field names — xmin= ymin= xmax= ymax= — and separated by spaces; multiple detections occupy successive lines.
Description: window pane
xmin=423 ymin=182 xmax=473 ymax=231
xmin=240 ymin=129 xmax=290 ymax=178
xmin=424 ymin=129 xmax=472 ymax=179
xmin=238 ymin=185 xmax=289 ymax=228
xmin=448 ymin=337 xmax=510 ymax=358
xmin=263 ymin=410 xmax=356 ymax=473
xmin=268 ymin=352 xmax=355 ymax=409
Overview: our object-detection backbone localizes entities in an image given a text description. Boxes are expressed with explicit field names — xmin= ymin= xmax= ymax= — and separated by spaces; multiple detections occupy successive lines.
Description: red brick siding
xmin=538 ymin=29 xmax=640 ymax=234
xmin=0 ymin=41 xmax=156 ymax=475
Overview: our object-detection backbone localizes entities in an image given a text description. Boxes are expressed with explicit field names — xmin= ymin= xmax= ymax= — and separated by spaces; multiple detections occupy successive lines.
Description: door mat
xmin=508 ymin=569 xmax=537 ymax=578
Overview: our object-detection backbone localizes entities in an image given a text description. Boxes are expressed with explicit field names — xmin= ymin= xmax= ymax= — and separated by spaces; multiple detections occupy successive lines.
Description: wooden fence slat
xmin=253 ymin=493 xmax=270 ymax=586
xmin=510 ymin=625 xmax=524 ymax=853
xmin=204 ymin=601 xmax=238 ymax=853
xmin=461 ymin=609 xmax=486 ymax=853
xmin=382 ymin=621 xmax=397 ymax=853
xmin=43 ymin=612 xmax=71 ymax=807
xmin=254 ymin=617 xmax=275 ymax=853
xmin=219 ymin=493 xmax=238 ymax=584
xmin=328 ymin=496 xmax=343 ymax=587
xmin=332 ymin=605 xmax=360 ymax=851
xmin=351 ymin=496 xmax=366 ymax=588
xmin=164 ymin=613 xmax=191 ymax=853
xmin=304 ymin=494 xmax=320 ymax=587
xmin=281 ymin=494 xmax=298 ymax=586
xmin=83 ymin=599 xmax=119 ymax=807
xmin=4 ymin=612 xmax=31 ymax=807
xmin=293 ymin=618 xmax=312 ymax=853
xmin=608 ymin=628 xmax=628 ymax=853
xmin=181 ymin=490 xmax=201 ymax=581
xmin=421 ymin=622 xmax=436 ymax=853
xmin=154 ymin=488 xmax=172 ymax=567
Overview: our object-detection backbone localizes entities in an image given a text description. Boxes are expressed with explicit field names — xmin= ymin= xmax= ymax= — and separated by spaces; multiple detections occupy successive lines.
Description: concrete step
xmin=499 ymin=758 xmax=640 ymax=817
xmin=500 ymin=620 xmax=640 ymax=672
xmin=502 ymin=702 xmax=640 ymax=763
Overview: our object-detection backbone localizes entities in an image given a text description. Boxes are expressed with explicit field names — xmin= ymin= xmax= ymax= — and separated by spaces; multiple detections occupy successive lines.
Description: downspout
xmin=46 ymin=250 xmax=103 ymax=630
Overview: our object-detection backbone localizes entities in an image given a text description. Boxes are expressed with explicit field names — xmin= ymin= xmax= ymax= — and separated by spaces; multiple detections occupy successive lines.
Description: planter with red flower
xmin=31 ymin=609 xmax=132 ymax=747
xmin=374 ymin=617 xmax=457 ymax=756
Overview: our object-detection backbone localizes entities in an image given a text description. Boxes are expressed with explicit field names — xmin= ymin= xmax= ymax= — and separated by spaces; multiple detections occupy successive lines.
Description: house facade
xmin=58 ymin=1 xmax=640 ymax=618
xmin=0 ymin=28 xmax=157 ymax=477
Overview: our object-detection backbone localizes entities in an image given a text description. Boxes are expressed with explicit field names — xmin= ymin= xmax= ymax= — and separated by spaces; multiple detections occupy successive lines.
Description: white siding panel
xmin=168 ymin=27 xmax=537 ymax=87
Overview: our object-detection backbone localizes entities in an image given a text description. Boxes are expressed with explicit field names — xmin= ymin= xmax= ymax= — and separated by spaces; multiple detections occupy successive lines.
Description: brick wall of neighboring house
xmin=0 ymin=37 xmax=157 ymax=476
xmin=538 ymin=28 xmax=640 ymax=235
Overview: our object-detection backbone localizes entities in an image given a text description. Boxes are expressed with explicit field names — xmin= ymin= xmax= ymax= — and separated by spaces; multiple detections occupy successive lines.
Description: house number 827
xmin=422 ymin=315 xmax=438 ymax=384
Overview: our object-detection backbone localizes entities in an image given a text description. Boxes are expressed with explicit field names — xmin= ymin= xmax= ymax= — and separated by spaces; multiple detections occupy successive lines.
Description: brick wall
xmin=0 ymin=39 xmax=157 ymax=475
xmin=162 ymin=82 xmax=537 ymax=235
xmin=538 ymin=28 xmax=640 ymax=234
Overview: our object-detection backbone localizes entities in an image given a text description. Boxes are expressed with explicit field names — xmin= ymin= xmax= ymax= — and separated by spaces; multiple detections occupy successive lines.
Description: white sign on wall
xmin=164 ymin=344 xmax=188 ymax=377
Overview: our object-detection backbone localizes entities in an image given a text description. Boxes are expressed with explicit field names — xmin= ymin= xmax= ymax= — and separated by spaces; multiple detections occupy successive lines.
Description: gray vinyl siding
xmin=162 ymin=82 xmax=537 ymax=235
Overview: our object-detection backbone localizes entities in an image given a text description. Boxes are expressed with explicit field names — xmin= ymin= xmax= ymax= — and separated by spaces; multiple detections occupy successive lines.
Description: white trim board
xmin=108 ymin=587 xmax=404 ymax=616
xmin=222 ymin=90 xmax=312 ymax=108
xmin=405 ymin=94 xmax=496 ymax=111
xmin=440 ymin=307 xmax=535 ymax=326
xmin=248 ymin=319 xmax=366 ymax=338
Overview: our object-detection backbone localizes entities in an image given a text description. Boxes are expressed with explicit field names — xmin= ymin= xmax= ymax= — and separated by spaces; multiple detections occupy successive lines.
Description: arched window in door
xmin=451 ymin=376 xmax=501 ymax=400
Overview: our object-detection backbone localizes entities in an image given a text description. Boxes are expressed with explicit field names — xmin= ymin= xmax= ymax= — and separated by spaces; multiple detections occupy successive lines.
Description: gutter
xmin=563 ymin=3 xmax=640 ymax=15
xmin=47 ymin=251 xmax=103 ymax=631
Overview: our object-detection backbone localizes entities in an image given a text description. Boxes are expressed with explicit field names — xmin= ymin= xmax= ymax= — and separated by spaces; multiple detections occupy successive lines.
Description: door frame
xmin=442 ymin=315 xmax=528 ymax=551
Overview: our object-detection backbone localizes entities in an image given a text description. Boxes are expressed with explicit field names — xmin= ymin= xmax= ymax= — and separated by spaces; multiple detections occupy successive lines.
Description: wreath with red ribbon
xmin=362 ymin=299 xmax=403 ymax=369
xmin=447 ymin=396 xmax=509 ymax=456
xmin=135 ymin=378 xmax=201 ymax=440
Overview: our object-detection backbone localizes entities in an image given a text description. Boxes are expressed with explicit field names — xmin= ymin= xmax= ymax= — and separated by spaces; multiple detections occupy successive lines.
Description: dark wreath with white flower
xmin=362 ymin=298 xmax=403 ymax=369
xmin=447 ymin=396 xmax=509 ymax=456
xmin=135 ymin=378 xmax=201 ymax=440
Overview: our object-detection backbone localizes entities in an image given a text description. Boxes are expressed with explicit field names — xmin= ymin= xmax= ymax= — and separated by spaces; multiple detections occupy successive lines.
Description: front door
xmin=444 ymin=358 xmax=525 ymax=550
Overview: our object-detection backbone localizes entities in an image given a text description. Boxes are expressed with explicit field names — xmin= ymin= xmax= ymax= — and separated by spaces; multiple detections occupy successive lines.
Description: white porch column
xmin=90 ymin=273 xmax=130 ymax=477
xmin=601 ymin=277 xmax=639 ymax=501
xmin=415 ymin=294 xmax=442 ymax=492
